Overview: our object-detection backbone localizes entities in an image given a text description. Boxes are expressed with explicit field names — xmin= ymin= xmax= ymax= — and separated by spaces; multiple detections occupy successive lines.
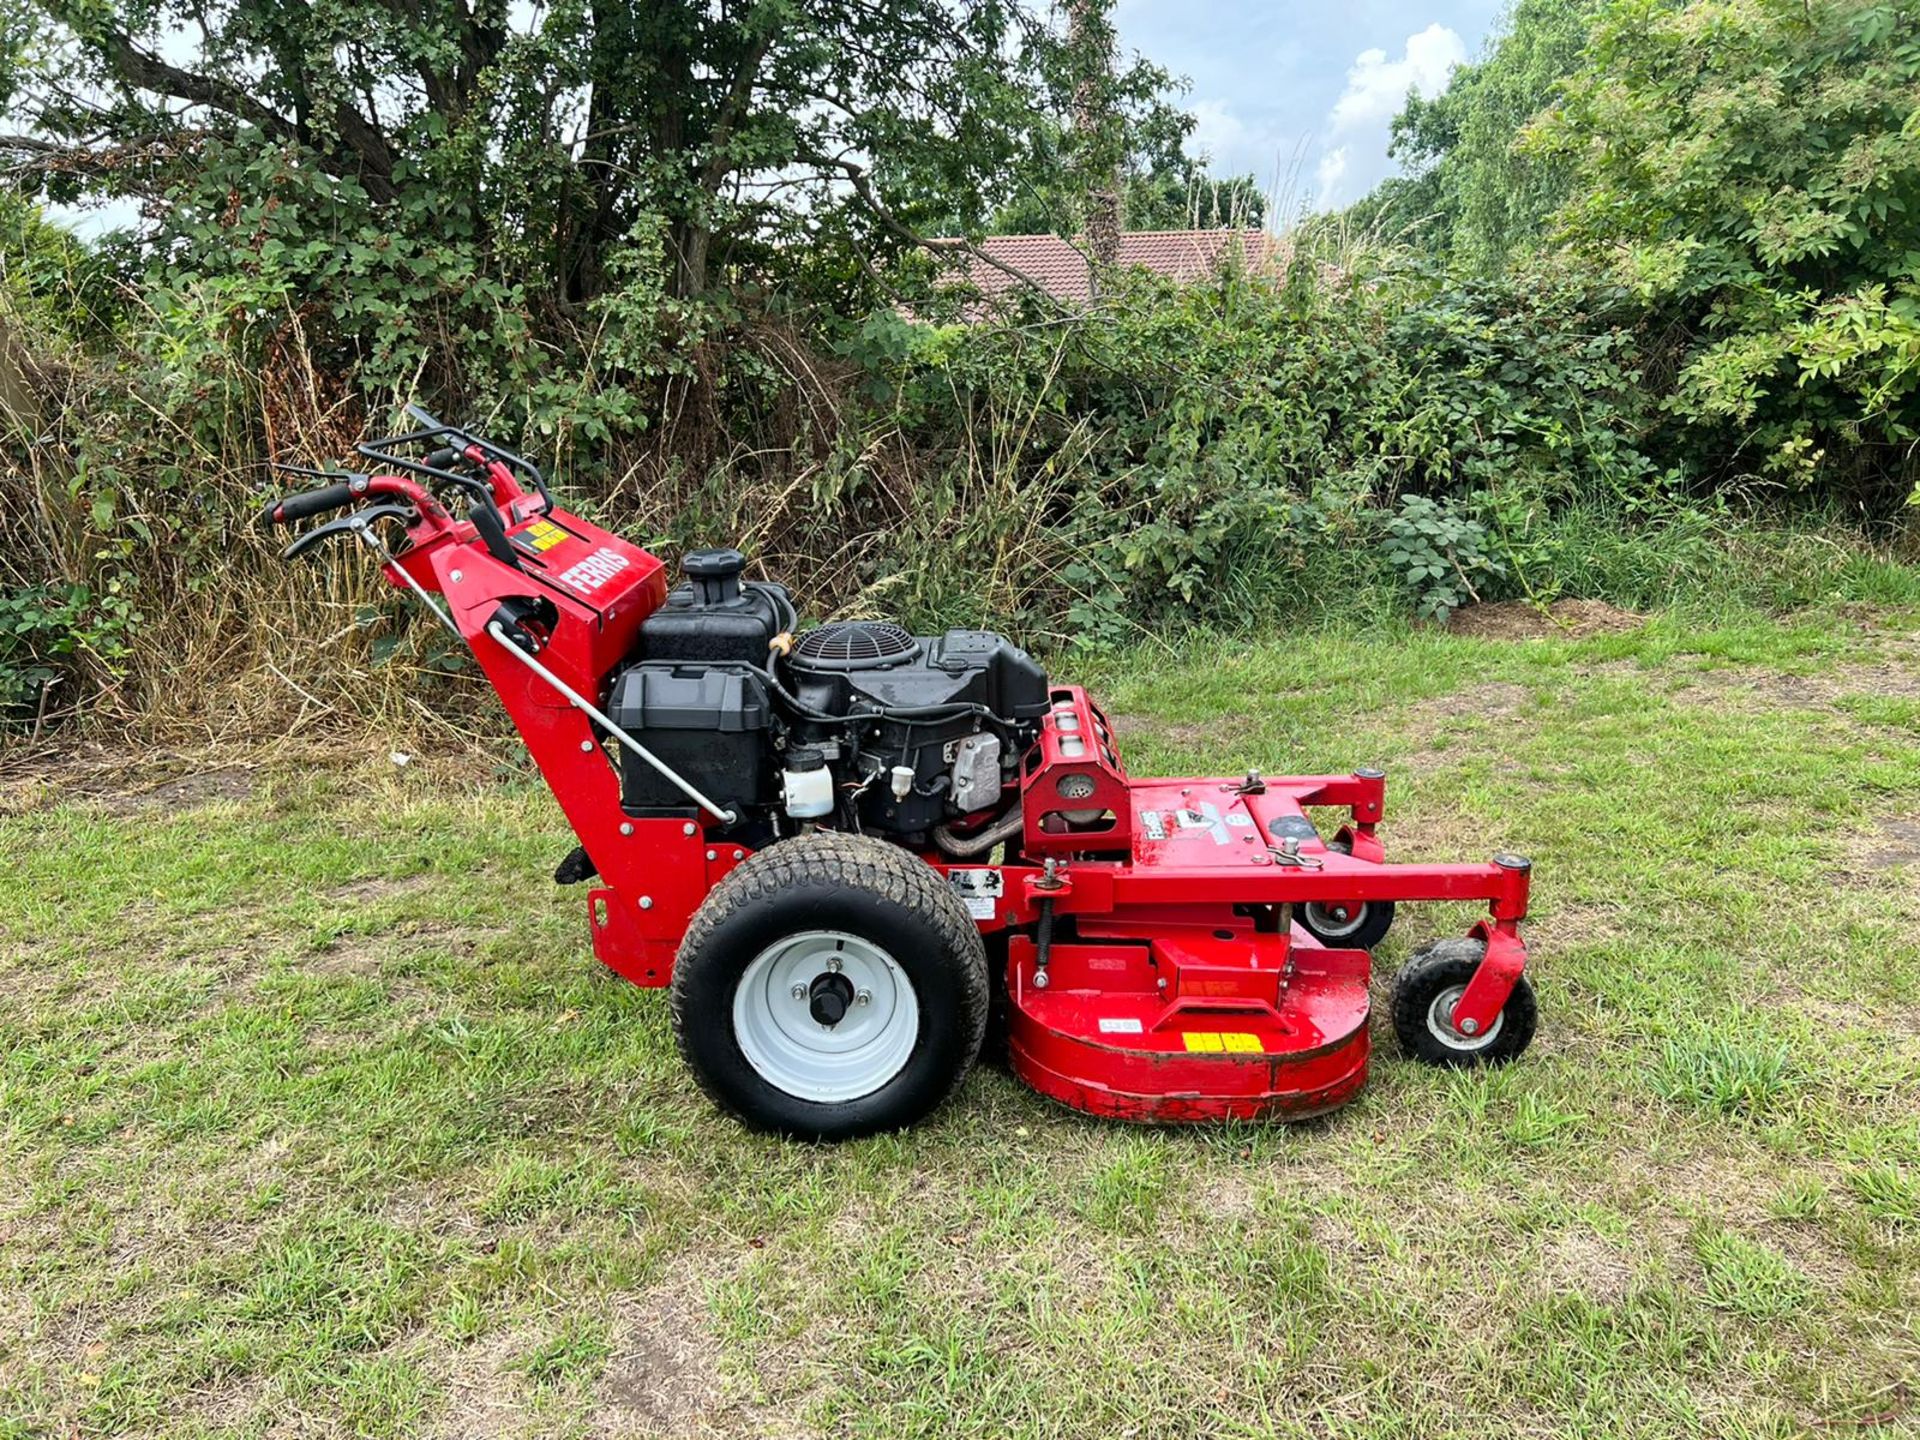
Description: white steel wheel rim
xmin=732 ymin=930 xmax=920 ymax=1102
xmin=1426 ymin=983 xmax=1503 ymax=1052
xmin=1303 ymin=900 xmax=1369 ymax=940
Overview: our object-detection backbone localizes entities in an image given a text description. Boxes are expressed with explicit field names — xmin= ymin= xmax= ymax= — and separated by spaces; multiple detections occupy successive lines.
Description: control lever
xmin=281 ymin=504 xmax=417 ymax=561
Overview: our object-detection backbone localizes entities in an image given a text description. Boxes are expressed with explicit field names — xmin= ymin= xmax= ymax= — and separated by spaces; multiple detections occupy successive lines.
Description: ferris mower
xmin=266 ymin=408 xmax=1538 ymax=1139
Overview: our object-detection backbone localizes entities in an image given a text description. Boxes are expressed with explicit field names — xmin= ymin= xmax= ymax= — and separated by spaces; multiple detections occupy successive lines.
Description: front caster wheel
xmin=1390 ymin=938 xmax=1536 ymax=1067
xmin=1298 ymin=898 xmax=1395 ymax=950
xmin=671 ymin=832 xmax=989 ymax=1140
xmin=1297 ymin=836 xmax=1394 ymax=950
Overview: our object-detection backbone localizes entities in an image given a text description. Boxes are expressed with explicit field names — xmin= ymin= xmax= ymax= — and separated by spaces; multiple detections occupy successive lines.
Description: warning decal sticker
xmin=1181 ymin=1031 xmax=1264 ymax=1054
xmin=513 ymin=518 xmax=573 ymax=554
xmin=947 ymin=868 xmax=1003 ymax=921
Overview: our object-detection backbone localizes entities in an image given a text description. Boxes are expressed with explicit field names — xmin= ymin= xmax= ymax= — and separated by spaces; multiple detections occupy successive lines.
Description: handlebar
xmin=261 ymin=478 xmax=362 ymax=527
xmin=265 ymin=404 xmax=549 ymax=573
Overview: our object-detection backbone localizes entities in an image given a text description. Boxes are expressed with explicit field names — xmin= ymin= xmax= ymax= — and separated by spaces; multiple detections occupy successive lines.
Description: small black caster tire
xmin=671 ymin=832 xmax=989 ymax=1140
xmin=1298 ymin=897 xmax=1395 ymax=950
xmin=1390 ymin=938 xmax=1536 ymax=1067
xmin=1297 ymin=838 xmax=1395 ymax=949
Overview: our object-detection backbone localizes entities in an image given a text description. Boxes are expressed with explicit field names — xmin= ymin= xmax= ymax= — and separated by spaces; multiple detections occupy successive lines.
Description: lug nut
xmin=854 ymin=989 xmax=872 ymax=1007
xmin=791 ymin=983 xmax=808 ymax=1001
xmin=826 ymin=957 xmax=842 ymax=973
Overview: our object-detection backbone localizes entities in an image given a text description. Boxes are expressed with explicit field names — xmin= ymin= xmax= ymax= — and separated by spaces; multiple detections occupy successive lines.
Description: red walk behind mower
xmin=267 ymin=408 xmax=1539 ymax=1139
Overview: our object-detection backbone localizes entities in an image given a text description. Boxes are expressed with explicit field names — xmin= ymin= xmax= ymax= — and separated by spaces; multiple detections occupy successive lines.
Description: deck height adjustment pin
xmin=1032 ymin=859 xmax=1064 ymax=990
xmin=1269 ymin=837 xmax=1324 ymax=870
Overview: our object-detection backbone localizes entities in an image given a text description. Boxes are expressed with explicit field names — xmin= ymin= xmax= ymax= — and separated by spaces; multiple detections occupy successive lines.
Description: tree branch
xmin=86 ymin=23 xmax=293 ymax=140
xmin=55 ymin=11 xmax=396 ymax=202
xmin=698 ymin=31 xmax=774 ymax=193
xmin=811 ymin=153 xmax=1062 ymax=301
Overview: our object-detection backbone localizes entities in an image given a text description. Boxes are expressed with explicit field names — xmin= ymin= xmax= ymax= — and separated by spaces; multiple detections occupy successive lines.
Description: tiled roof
xmin=953 ymin=229 xmax=1284 ymax=307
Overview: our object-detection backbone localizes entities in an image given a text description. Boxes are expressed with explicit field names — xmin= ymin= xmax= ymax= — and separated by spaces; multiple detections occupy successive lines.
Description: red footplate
xmin=1004 ymin=926 xmax=1372 ymax=1123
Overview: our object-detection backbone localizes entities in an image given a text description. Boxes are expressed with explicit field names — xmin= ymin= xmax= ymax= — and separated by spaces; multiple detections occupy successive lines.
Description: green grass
xmin=3 ymin=603 xmax=1919 ymax=1437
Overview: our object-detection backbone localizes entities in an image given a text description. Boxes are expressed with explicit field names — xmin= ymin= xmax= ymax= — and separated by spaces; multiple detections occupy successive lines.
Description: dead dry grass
xmin=1446 ymin=598 xmax=1646 ymax=640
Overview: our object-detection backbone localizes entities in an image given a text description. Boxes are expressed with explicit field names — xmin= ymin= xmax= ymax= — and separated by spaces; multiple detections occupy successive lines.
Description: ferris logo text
xmin=555 ymin=547 xmax=631 ymax=595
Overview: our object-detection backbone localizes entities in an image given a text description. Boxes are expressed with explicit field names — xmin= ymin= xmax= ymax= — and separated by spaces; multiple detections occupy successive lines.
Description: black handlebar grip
xmin=265 ymin=482 xmax=354 ymax=526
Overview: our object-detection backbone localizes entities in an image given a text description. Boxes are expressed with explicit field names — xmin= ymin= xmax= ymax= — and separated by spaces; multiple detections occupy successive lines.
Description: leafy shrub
xmin=1530 ymin=0 xmax=1920 ymax=507
xmin=1379 ymin=495 xmax=1505 ymax=618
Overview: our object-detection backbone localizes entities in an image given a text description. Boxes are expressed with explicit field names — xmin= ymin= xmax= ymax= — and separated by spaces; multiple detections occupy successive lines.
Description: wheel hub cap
xmin=808 ymin=972 xmax=856 ymax=1027
xmin=1303 ymin=900 xmax=1367 ymax=939
xmin=1426 ymin=983 xmax=1503 ymax=1052
xmin=733 ymin=930 xmax=920 ymax=1102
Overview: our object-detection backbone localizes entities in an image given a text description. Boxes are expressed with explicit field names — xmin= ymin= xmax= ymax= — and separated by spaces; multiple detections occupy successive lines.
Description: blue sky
xmin=1115 ymin=0 xmax=1505 ymax=217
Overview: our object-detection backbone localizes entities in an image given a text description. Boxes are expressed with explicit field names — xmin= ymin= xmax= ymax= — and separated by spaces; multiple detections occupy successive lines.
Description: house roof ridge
xmin=975 ymin=228 xmax=1275 ymax=243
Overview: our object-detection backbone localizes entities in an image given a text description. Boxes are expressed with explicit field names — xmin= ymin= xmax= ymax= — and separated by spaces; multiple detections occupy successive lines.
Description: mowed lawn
xmin=3 ymin=606 xmax=1918 ymax=1439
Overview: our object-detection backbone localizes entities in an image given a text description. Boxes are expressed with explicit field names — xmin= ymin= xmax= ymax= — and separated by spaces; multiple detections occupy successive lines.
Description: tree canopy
xmin=1534 ymin=0 xmax=1920 ymax=488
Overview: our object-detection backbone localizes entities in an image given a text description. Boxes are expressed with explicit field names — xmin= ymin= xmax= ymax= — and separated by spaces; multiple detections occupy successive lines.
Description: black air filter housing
xmin=791 ymin=620 xmax=918 ymax=671
xmin=786 ymin=626 xmax=1047 ymax=722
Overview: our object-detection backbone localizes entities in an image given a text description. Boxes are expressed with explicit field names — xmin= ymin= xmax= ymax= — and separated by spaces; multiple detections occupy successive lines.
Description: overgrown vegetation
xmin=1 ymin=0 xmax=1918 ymax=734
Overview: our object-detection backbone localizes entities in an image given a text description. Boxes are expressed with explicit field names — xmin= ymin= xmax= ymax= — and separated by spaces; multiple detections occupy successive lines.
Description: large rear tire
xmin=670 ymin=832 xmax=989 ymax=1140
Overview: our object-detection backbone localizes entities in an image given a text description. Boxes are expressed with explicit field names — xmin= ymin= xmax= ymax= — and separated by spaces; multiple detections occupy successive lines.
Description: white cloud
xmin=1188 ymin=99 xmax=1249 ymax=164
xmin=1315 ymin=22 xmax=1466 ymax=207
xmin=1315 ymin=146 xmax=1349 ymax=199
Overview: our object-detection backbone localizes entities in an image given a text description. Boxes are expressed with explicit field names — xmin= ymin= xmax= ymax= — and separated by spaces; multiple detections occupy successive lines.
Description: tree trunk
xmin=1069 ymin=0 xmax=1121 ymax=271
xmin=671 ymin=220 xmax=710 ymax=299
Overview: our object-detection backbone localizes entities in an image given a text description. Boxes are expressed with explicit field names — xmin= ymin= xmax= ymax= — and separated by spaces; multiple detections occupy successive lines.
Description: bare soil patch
xmin=306 ymin=935 xmax=391 ymax=977
xmin=594 ymin=1278 xmax=729 ymax=1437
xmin=1404 ymin=680 xmax=1533 ymax=724
xmin=1447 ymin=599 xmax=1645 ymax=640
xmin=1669 ymin=661 xmax=1920 ymax=717
xmin=1833 ymin=818 xmax=1920 ymax=910
xmin=1543 ymin=1229 xmax=1637 ymax=1307
xmin=3 ymin=762 xmax=258 ymax=816
xmin=1856 ymin=818 xmax=1920 ymax=872
xmin=328 ymin=874 xmax=435 ymax=902
xmin=428 ymin=1326 xmax=541 ymax=1440
xmin=1387 ymin=682 xmax=1540 ymax=782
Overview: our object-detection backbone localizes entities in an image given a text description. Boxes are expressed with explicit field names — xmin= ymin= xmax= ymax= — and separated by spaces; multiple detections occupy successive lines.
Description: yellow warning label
xmin=519 ymin=519 xmax=570 ymax=553
xmin=1181 ymin=1032 xmax=1263 ymax=1054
